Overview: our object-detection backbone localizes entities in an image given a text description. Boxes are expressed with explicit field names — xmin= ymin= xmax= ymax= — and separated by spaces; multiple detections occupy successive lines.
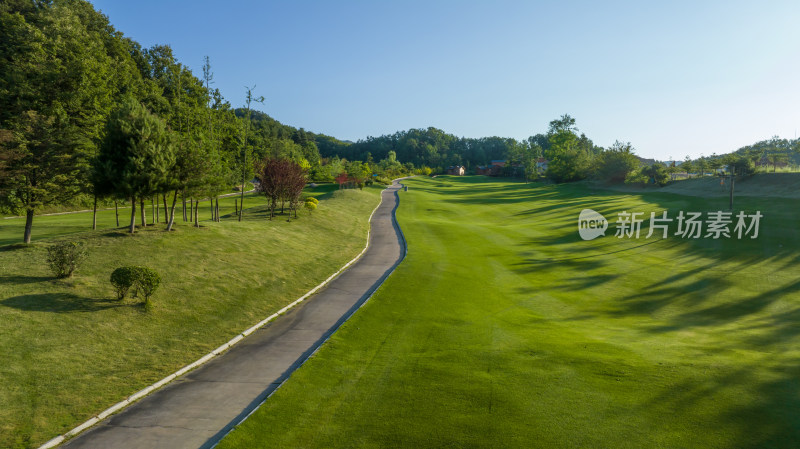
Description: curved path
xmin=62 ymin=181 xmax=406 ymax=449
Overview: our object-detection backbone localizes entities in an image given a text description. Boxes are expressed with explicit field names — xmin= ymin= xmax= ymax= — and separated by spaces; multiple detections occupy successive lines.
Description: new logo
xmin=578 ymin=209 xmax=608 ymax=240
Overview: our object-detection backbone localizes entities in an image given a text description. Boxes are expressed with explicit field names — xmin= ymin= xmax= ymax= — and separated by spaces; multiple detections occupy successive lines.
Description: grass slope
xmin=219 ymin=176 xmax=800 ymax=448
xmin=0 ymin=184 xmax=382 ymax=448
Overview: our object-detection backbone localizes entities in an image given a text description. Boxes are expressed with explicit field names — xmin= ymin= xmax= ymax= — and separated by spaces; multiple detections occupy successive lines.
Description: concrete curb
xmin=37 ymin=188 xmax=385 ymax=449
xmin=209 ymin=178 xmax=410 ymax=448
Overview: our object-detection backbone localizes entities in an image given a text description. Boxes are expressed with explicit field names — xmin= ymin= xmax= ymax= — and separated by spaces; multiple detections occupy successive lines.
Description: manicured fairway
xmin=219 ymin=175 xmax=800 ymax=448
xmin=0 ymin=184 xmax=381 ymax=448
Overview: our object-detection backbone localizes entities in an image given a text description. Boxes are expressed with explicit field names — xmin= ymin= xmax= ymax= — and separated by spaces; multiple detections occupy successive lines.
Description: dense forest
xmin=0 ymin=0 xmax=414 ymax=242
xmin=2 ymin=0 xmax=798 ymax=244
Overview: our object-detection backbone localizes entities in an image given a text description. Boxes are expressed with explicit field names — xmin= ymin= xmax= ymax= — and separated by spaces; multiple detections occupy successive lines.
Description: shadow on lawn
xmin=0 ymin=274 xmax=52 ymax=285
xmin=1 ymin=293 xmax=128 ymax=313
xmin=429 ymin=178 xmax=800 ymax=445
xmin=628 ymin=361 xmax=800 ymax=447
xmin=0 ymin=242 xmax=37 ymax=252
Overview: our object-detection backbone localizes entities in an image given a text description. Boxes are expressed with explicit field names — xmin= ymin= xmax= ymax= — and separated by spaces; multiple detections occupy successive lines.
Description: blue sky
xmin=88 ymin=0 xmax=800 ymax=160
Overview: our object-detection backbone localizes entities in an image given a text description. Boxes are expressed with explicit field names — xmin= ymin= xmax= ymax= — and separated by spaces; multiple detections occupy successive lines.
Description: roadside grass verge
xmin=0 ymin=184 xmax=380 ymax=448
xmin=218 ymin=175 xmax=800 ymax=448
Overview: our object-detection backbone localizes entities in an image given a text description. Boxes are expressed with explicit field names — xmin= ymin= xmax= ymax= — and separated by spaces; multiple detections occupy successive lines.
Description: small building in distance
xmin=446 ymin=165 xmax=466 ymax=176
xmin=476 ymin=160 xmax=506 ymax=176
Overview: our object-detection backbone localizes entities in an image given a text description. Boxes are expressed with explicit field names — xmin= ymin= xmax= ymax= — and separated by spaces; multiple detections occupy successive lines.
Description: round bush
xmin=46 ymin=241 xmax=87 ymax=278
xmin=133 ymin=266 xmax=161 ymax=306
xmin=110 ymin=266 xmax=161 ymax=308
xmin=110 ymin=266 xmax=137 ymax=300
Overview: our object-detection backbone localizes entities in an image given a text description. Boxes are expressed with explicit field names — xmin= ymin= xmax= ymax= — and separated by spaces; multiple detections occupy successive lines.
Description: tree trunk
xmin=166 ymin=190 xmax=179 ymax=231
xmin=162 ymin=194 xmax=168 ymax=223
xmin=140 ymin=198 xmax=146 ymax=227
xmin=182 ymin=192 xmax=187 ymax=221
xmin=194 ymin=199 xmax=199 ymax=227
xmin=115 ymin=200 xmax=119 ymax=227
xmin=215 ymin=198 xmax=219 ymax=222
xmin=92 ymin=194 xmax=98 ymax=230
xmin=23 ymin=209 xmax=34 ymax=244
xmin=239 ymin=187 xmax=245 ymax=222
xmin=129 ymin=196 xmax=136 ymax=233
xmin=153 ymin=196 xmax=158 ymax=224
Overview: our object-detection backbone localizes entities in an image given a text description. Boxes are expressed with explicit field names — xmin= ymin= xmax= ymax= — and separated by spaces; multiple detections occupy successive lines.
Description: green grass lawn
xmin=0 ymin=185 xmax=264 ymax=247
xmin=219 ymin=175 xmax=800 ymax=448
xmin=0 ymin=183 xmax=381 ymax=449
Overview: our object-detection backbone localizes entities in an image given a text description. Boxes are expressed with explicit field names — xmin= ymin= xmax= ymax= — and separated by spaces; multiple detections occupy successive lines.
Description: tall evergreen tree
xmin=95 ymin=98 xmax=175 ymax=233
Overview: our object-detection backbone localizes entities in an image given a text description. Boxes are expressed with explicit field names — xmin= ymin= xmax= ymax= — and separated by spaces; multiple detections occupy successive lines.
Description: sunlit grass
xmin=219 ymin=175 xmax=800 ymax=449
xmin=0 ymin=184 xmax=381 ymax=448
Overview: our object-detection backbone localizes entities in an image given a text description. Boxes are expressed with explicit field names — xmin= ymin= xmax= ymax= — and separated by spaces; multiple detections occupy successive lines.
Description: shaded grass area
xmin=0 ymin=182 xmax=259 ymax=219
xmin=219 ymin=175 xmax=800 ymax=448
xmin=0 ymin=183 xmax=339 ymax=246
xmin=0 ymin=184 xmax=380 ymax=448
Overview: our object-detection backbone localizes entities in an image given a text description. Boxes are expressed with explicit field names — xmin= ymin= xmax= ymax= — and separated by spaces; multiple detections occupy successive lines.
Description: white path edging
xmin=210 ymin=178 xmax=411 ymax=448
xmin=37 ymin=189 xmax=386 ymax=449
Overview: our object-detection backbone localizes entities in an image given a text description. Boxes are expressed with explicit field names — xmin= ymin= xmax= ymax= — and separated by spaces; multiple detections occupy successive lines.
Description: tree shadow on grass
xmin=102 ymin=230 xmax=131 ymax=238
xmin=652 ymin=277 xmax=800 ymax=337
xmin=1 ymin=293 xmax=128 ymax=313
xmin=0 ymin=275 xmax=52 ymax=285
xmin=512 ymin=254 xmax=607 ymax=274
xmin=626 ymin=363 xmax=800 ymax=448
xmin=0 ymin=242 xmax=37 ymax=252
xmin=239 ymin=205 xmax=300 ymax=222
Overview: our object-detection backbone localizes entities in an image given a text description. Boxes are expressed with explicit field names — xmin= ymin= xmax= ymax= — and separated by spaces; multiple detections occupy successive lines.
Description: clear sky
xmin=87 ymin=0 xmax=800 ymax=160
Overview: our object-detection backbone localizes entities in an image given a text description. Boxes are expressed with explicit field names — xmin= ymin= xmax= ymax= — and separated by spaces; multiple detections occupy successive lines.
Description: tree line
xmin=3 ymin=1 xmax=798 ymax=244
xmin=0 ymin=0 xmax=419 ymax=243
xmin=331 ymin=114 xmax=800 ymax=186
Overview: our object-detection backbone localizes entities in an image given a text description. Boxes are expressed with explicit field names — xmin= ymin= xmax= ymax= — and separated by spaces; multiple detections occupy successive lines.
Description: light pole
xmin=728 ymin=164 xmax=735 ymax=210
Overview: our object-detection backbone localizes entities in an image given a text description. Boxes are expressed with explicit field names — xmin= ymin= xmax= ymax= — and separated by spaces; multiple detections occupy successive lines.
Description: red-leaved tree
xmin=335 ymin=172 xmax=349 ymax=189
xmin=257 ymin=158 xmax=307 ymax=220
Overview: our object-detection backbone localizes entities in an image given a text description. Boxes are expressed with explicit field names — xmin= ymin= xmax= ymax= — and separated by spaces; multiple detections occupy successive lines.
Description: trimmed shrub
xmin=304 ymin=200 xmax=317 ymax=215
xmin=110 ymin=267 xmax=137 ymax=300
xmin=134 ymin=267 xmax=160 ymax=308
xmin=110 ymin=266 xmax=161 ymax=308
xmin=46 ymin=242 xmax=87 ymax=278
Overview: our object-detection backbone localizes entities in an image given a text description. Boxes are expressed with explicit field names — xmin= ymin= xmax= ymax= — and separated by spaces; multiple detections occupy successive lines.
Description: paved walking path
xmin=62 ymin=181 xmax=406 ymax=449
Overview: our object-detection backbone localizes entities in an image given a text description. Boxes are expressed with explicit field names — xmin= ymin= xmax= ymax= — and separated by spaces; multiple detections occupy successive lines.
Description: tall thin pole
xmin=239 ymin=86 xmax=264 ymax=222
xmin=729 ymin=173 xmax=734 ymax=210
